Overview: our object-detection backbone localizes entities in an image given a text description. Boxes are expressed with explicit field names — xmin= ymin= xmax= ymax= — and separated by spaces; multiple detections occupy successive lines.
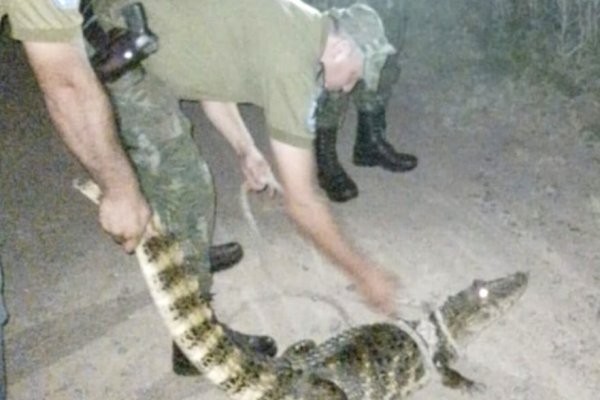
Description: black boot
xmin=315 ymin=126 xmax=358 ymax=202
xmin=172 ymin=326 xmax=277 ymax=376
xmin=353 ymin=105 xmax=418 ymax=172
xmin=208 ymin=242 xmax=243 ymax=273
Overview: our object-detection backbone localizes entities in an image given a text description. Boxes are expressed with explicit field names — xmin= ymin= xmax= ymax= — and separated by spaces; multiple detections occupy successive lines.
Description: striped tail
xmin=135 ymin=231 xmax=284 ymax=400
xmin=74 ymin=179 xmax=286 ymax=399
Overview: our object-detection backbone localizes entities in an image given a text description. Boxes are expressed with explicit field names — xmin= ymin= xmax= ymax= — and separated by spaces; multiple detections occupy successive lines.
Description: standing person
xmin=1 ymin=1 xmax=150 ymax=397
xmin=306 ymin=0 xmax=418 ymax=202
xmin=91 ymin=0 xmax=400 ymax=326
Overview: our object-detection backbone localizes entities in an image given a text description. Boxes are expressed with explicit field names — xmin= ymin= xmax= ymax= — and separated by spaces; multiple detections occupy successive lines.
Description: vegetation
xmin=463 ymin=0 xmax=600 ymax=97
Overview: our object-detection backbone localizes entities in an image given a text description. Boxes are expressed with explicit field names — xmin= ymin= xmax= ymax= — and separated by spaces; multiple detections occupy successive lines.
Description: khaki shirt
xmin=99 ymin=0 xmax=328 ymax=148
xmin=0 ymin=0 xmax=82 ymax=42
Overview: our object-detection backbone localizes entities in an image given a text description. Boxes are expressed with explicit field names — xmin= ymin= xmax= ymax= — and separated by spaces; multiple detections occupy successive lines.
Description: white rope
xmin=433 ymin=309 xmax=460 ymax=358
xmin=392 ymin=316 xmax=436 ymax=377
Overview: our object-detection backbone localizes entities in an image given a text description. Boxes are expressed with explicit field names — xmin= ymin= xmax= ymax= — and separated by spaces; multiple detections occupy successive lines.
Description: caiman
xmin=77 ymin=180 xmax=528 ymax=400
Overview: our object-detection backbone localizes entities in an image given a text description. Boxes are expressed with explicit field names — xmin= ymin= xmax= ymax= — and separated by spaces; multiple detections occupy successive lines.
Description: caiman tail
xmin=76 ymin=179 xmax=346 ymax=400
xmin=137 ymin=231 xmax=280 ymax=399
xmin=136 ymin=227 xmax=348 ymax=400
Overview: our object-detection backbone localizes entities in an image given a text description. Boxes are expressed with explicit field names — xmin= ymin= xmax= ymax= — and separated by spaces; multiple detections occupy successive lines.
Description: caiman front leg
xmin=433 ymin=351 xmax=486 ymax=394
xmin=281 ymin=339 xmax=317 ymax=362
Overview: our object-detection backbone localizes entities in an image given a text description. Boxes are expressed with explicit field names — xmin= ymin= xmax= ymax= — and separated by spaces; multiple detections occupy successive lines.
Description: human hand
xmin=98 ymin=187 xmax=151 ymax=253
xmin=356 ymin=267 xmax=400 ymax=317
xmin=239 ymin=146 xmax=282 ymax=196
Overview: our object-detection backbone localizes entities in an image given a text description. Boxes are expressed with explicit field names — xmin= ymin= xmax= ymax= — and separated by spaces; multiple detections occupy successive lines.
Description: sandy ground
xmin=1 ymin=5 xmax=599 ymax=399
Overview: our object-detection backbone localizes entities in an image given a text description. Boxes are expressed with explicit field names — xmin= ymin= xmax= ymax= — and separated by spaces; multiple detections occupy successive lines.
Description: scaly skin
xmin=280 ymin=272 xmax=528 ymax=399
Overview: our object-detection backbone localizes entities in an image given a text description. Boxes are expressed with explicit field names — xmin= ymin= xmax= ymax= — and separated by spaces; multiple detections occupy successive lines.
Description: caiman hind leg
xmin=303 ymin=374 xmax=348 ymax=400
xmin=281 ymin=339 xmax=317 ymax=365
xmin=279 ymin=341 xmax=348 ymax=399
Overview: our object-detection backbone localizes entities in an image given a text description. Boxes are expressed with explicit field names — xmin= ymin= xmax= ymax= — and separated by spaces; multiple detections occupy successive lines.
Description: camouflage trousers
xmin=304 ymin=0 xmax=407 ymax=128
xmin=106 ymin=68 xmax=215 ymax=294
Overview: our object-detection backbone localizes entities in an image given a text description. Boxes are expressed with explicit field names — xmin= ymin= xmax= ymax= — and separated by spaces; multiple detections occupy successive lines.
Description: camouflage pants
xmin=106 ymin=69 xmax=215 ymax=294
xmin=304 ymin=0 xmax=407 ymax=128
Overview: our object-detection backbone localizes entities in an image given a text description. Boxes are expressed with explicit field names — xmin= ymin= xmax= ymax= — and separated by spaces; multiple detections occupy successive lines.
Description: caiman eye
xmin=472 ymin=279 xmax=489 ymax=299
xmin=478 ymin=286 xmax=489 ymax=299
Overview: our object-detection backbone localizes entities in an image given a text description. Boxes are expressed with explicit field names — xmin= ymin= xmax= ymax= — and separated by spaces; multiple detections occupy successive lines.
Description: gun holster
xmin=83 ymin=2 xmax=158 ymax=82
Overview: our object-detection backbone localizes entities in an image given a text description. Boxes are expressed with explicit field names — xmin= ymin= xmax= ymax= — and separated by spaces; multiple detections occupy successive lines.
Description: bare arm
xmin=200 ymin=100 xmax=397 ymax=314
xmin=201 ymin=101 xmax=279 ymax=194
xmin=270 ymin=139 xmax=398 ymax=315
xmin=23 ymin=36 xmax=150 ymax=252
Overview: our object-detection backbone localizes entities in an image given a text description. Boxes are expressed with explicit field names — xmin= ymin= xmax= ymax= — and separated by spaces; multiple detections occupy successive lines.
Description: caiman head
xmin=436 ymin=271 xmax=528 ymax=347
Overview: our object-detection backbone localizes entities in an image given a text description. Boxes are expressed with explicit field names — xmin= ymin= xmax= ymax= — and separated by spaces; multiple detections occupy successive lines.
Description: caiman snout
xmin=485 ymin=271 xmax=529 ymax=304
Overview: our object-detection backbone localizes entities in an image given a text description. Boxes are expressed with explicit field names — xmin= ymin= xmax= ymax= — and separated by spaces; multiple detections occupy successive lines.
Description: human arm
xmin=270 ymin=139 xmax=398 ymax=316
xmin=23 ymin=36 xmax=150 ymax=252
xmin=201 ymin=101 xmax=280 ymax=195
xmin=200 ymin=100 xmax=396 ymax=314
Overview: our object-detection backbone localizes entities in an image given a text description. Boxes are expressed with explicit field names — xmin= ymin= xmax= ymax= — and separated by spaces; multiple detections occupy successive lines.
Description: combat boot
xmin=315 ymin=126 xmax=358 ymax=202
xmin=172 ymin=325 xmax=278 ymax=376
xmin=353 ymin=105 xmax=417 ymax=172
xmin=208 ymin=242 xmax=243 ymax=273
